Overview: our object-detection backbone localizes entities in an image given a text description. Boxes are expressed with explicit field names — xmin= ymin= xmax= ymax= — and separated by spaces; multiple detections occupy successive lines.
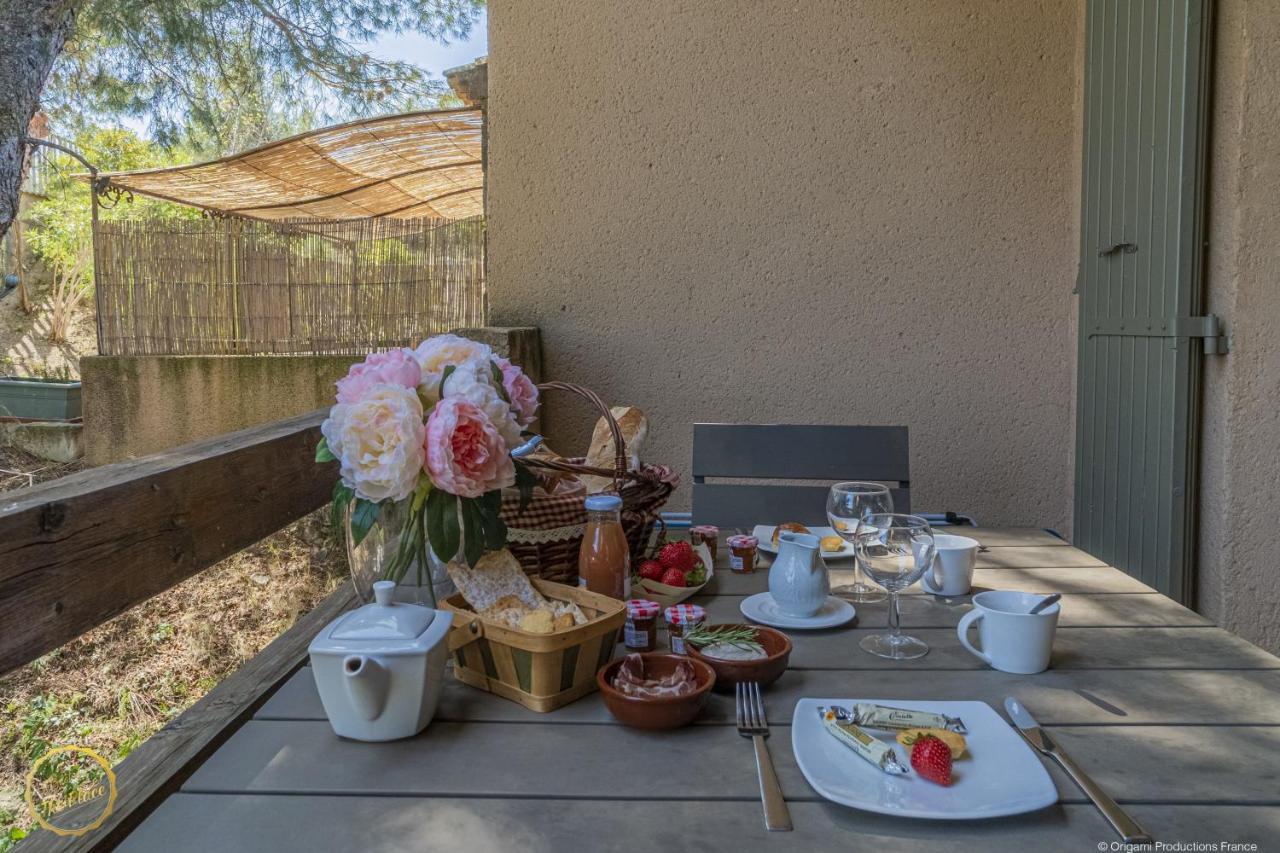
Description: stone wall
xmin=81 ymin=328 xmax=541 ymax=465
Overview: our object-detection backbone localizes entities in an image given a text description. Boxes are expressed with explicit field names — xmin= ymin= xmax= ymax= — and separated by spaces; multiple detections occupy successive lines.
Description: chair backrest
xmin=691 ymin=423 xmax=910 ymax=527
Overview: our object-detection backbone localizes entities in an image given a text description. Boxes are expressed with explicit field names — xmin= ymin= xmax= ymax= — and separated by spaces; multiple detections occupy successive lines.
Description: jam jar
xmin=664 ymin=603 xmax=706 ymax=655
xmin=726 ymin=534 xmax=759 ymax=574
xmin=689 ymin=525 xmax=719 ymax=562
xmin=624 ymin=599 xmax=661 ymax=652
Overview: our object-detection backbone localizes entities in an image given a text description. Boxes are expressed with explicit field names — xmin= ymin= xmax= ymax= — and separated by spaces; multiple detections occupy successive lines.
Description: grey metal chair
xmin=691 ymin=423 xmax=911 ymax=528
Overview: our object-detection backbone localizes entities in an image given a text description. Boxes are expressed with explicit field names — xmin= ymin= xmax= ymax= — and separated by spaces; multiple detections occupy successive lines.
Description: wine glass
xmin=855 ymin=513 xmax=936 ymax=660
xmin=826 ymin=482 xmax=892 ymax=602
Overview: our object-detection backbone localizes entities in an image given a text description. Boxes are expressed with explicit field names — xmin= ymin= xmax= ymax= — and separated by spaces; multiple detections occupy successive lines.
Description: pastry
xmin=771 ymin=522 xmax=811 ymax=546
xmin=820 ymin=535 xmax=844 ymax=551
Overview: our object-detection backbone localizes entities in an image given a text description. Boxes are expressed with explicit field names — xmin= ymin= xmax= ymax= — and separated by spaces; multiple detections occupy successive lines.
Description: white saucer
xmin=740 ymin=593 xmax=856 ymax=630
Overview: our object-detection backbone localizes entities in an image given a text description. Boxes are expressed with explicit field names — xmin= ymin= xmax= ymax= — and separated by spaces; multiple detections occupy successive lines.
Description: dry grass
xmin=0 ymin=454 xmax=347 ymax=847
xmin=45 ymin=248 xmax=93 ymax=345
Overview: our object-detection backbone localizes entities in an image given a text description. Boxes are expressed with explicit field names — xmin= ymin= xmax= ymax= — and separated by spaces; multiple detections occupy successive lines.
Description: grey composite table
xmin=118 ymin=528 xmax=1280 ymax=852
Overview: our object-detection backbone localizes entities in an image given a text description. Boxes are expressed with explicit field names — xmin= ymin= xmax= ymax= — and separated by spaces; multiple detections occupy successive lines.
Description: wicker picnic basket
xmin=499 ymin=382 xmax=679 ymax=583
xmin=441 ymin=578 xmax=626 ymax=712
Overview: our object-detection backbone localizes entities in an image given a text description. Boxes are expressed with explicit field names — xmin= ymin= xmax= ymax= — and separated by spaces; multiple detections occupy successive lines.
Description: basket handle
xmin=523 ymin=381 xmax=628 ymax=490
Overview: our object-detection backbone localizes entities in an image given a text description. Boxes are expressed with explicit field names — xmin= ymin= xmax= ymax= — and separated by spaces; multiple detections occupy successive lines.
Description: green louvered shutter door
xmin=1074 ymin=0 xmax=1220 ymax=604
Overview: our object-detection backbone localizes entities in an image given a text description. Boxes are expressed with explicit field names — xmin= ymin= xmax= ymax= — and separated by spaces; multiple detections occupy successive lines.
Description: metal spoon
xmin=1029 ymin=593 xmax=1061 ymax=615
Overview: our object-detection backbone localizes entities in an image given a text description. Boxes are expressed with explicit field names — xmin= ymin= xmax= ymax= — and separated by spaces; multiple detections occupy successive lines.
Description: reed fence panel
xmin=93 ymin=216 xmax=485 ymax=355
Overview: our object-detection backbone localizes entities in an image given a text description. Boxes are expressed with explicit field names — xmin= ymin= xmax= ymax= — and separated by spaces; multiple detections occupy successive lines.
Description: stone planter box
xmin=0 ymin=376 xmax=83 ymax=421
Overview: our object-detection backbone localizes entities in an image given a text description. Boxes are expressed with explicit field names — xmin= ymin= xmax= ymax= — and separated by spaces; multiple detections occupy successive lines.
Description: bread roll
xmin=580 ymin=406 xmax=648 ymax=494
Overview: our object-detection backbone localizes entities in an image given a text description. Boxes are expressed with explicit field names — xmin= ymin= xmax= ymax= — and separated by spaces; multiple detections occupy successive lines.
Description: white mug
xmin=920 ymin=534 xmax=979 ymax=596
xmin=956 ymin=590 xmax=1059 ymax=674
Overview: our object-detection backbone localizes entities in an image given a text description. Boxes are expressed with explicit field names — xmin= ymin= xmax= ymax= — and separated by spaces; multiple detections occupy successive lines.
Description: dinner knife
xmin=1004 ymin=697 xmax=1152 ymax=844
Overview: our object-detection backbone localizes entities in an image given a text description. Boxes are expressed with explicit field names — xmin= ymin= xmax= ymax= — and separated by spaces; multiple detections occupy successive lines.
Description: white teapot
xmin=768 ymin=531 xmax=830 ymax=617
xmin=308 ymin=580 xmax=453 ymax=741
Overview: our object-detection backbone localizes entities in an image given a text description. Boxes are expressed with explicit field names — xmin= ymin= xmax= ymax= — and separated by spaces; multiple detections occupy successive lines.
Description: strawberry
xmin=909 ymin=734 xmax=953 ymax=786
xmin=658 ymin=541 xmax=696 ymax=573
xmin=638 ymin=559 xmax=665 ymax=582
xmin=659 ymin=567 xmax=687 ymax=588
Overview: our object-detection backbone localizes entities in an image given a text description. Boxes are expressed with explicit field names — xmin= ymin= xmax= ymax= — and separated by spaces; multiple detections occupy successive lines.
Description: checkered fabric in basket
xmin=500 ymin=462 xmax=679 ymax=583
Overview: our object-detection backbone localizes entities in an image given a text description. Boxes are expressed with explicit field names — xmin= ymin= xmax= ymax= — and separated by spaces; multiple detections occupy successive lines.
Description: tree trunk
xmin=0 ymin=0 xmax=79 ymax=240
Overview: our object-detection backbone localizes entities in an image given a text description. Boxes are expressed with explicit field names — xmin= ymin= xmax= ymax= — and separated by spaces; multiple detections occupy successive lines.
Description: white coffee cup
xmin=920 ymin=534 xmax=979 ymax=596
xmin=956 ymin=590 xmax=1059 ymax=674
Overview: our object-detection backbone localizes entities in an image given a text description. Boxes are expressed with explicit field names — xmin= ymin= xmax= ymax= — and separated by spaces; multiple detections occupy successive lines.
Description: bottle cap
xmin=584 ymin=494 xmax=623 ymax=511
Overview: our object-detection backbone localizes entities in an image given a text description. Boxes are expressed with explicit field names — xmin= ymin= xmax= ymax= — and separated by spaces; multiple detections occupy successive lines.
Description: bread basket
xmin=499 ymin=382 xmax=678 ymax=583
xmin=441 ymin=578 xmax=625 ymax=712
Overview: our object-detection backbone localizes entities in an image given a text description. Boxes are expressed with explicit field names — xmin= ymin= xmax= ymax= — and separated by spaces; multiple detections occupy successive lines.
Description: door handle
xmin=1098 ymin=242 xmax=1138 ymax=257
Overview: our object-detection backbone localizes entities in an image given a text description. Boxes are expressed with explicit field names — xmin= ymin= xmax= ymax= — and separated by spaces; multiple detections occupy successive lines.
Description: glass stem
xmin=887 ymin=591 xmax=901 ymax=637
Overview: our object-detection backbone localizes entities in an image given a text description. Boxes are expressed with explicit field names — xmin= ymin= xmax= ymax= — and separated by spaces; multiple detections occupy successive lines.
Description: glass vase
xmin=345 ymin=498 xmax=456 ymax=607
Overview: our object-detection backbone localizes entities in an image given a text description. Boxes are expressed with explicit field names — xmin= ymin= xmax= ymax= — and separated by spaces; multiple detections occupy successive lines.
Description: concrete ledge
xmin=1 ymin=421 xmax=83 ymax=463
xmin=82 ymin=328 xmax=542 ymax=466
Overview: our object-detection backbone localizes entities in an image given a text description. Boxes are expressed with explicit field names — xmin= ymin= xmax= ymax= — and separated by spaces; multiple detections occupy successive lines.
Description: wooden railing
xmin=1 ymin=410 xmax=353 ymax=851
xmin=0 ymin=410 xmax=335 ymax=676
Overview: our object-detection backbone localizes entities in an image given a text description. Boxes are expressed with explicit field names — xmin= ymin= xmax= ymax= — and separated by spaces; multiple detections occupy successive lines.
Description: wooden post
xmin=90 ymin=175 xmax=105 ymax=352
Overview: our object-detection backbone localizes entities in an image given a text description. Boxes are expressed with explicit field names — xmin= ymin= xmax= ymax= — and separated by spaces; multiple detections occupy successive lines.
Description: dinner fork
xmin=736 ymin=681 xmax=792 ymax=831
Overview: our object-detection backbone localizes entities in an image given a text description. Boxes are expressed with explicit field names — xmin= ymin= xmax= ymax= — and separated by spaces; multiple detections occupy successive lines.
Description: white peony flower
xmin=413 ymin=334 xmax=494 ymax=401
xmin=439 ymin=361 xmax=523 ymax=448
xmin=322 ymin=384 xmax=426 ymax=503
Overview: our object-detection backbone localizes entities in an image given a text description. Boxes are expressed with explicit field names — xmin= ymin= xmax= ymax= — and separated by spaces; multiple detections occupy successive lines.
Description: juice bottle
xmin=579 ymin=494 xmax=631 ymax=599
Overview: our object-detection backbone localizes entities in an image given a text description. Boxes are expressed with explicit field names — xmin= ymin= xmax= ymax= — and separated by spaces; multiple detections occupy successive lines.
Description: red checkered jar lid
xmin=663 ymin=604 xmax=706 ymax=625
xmin=626 ymin=599 xmax=661 ymax=619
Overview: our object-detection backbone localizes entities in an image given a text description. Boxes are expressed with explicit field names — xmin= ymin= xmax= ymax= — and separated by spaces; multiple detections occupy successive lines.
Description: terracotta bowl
xmin=686 ymin=624 xmax=792 ymax=691
xmin=596 ymin=654 xmax=716 ymax=730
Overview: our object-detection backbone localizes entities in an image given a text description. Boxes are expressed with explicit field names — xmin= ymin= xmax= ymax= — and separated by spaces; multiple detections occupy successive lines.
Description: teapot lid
xmin=330 ymin=581 xmax=436 ymax=641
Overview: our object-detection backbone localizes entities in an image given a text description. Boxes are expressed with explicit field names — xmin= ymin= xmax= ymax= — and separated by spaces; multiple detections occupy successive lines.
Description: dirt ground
xmin=0 ymin=276 xmax=95 ymax=379
xmin=0 ymin=411 xmax=347 ymax=849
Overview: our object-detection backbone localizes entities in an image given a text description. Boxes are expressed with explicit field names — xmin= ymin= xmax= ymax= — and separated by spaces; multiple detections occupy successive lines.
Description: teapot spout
xmin=342 ymin=654 xmax=389 ymax=721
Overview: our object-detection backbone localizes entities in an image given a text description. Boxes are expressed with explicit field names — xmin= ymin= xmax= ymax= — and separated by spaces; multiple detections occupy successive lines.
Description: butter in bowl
xmin=685 ymin=624 xmax=792 ymax=691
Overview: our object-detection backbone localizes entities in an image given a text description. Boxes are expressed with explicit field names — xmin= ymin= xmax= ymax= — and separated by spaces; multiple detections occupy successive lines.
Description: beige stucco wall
xmin=488 ymin=0 xmax=1083 ymax=525
xmin=1199 ymin=0 xmax=1280 ymax=652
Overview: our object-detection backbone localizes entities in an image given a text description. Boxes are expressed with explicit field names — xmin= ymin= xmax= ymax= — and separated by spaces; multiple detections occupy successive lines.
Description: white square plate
xmin=753 ymin=525 xmax=854 ymax=559
xmin=790 ymin=698 xmax=1058 ymax=819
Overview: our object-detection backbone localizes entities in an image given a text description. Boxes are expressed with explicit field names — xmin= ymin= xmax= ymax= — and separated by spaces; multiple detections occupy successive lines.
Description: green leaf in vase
xmin=315 ymin=437 xmax=336 ymax=463
xmin=330 ymin=481 xmax=355 ymax=530
xmin=349 ymin=498 xmax=380 ymax=547
xmin=427 ymin=487 xmax=461 ymax=564
xmin=460 ymin=498 xmax=485 ymax=566
xmin=477 ymin=493 xmax=508 ymax=551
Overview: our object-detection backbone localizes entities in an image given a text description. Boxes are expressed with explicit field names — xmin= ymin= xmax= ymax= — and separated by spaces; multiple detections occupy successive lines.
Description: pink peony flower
xmin=424 ymin=397 xmax=516 ymax=498
xmin=495 ymin=357 xmax=539 ymax=427
xmin=440 ymin=362 xmax=523 ymax=447
xmin=336 ymin=348 xmax=422 ymax=405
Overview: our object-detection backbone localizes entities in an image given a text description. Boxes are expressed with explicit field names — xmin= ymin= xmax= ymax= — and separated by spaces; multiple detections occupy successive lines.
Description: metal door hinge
xmin=1086 ymin=314 xmax=1228 ymax=354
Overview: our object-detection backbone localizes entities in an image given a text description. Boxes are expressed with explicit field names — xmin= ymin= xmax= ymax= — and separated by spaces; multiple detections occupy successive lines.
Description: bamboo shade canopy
xmin=87 ymin=108 xmax=483 ymax=221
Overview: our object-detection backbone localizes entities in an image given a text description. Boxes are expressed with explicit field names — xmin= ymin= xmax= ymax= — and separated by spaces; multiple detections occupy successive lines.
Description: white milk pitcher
xmin=768 ymin=532 xmax=829 ymax=617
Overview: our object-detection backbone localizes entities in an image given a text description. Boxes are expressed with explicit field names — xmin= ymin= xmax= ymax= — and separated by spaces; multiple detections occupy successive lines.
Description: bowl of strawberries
xmin=632 ymin=538 xmax=713 ymax=606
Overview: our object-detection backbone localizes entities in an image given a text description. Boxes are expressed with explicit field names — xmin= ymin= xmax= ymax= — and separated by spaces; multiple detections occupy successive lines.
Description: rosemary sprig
xmin=684 ymin=624 xmax=762 ymax=650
